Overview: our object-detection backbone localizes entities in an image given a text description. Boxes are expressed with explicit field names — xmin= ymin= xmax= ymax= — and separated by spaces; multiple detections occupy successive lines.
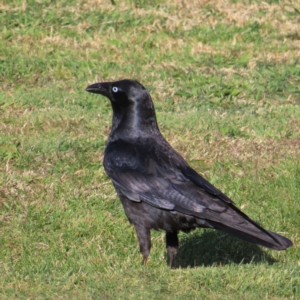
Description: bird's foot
xmin=142 ymin=257 xmax=148 ymax=266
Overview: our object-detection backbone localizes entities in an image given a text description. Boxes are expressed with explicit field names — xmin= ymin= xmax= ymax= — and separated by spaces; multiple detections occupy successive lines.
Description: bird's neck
xmin=109 ymin=102 xmax=160 ymax=141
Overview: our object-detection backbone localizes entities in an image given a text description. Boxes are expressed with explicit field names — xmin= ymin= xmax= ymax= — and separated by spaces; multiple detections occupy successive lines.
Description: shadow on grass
xmin=173 ymin=230 xmax=277 ymax=269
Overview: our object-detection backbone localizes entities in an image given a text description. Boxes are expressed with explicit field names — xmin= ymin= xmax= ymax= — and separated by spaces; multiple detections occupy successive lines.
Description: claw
xmin=142 ymin=257 xmax=148 ymax=265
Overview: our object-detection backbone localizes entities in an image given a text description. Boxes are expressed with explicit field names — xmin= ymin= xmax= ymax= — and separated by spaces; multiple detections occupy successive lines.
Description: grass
xmin=1 ymin=0 xmax=300 ymax=298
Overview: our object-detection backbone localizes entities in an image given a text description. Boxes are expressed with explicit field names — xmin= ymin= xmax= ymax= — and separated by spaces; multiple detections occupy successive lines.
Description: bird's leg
xmin=142 ymin=257 xmax=148 ymax=265
xmin=166 ymin=231 xmax=179 ymax=269
xmin=134 ymin=225 xmax=151 ymax=266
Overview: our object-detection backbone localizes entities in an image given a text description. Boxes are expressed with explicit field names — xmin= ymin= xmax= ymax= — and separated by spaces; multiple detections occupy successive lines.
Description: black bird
xmin=85 ymin=79 xmax=292 ymax=268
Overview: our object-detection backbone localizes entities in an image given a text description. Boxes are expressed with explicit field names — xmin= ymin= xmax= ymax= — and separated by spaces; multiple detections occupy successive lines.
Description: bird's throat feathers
xmin=109 ymin=91 xmax=160 ymax=140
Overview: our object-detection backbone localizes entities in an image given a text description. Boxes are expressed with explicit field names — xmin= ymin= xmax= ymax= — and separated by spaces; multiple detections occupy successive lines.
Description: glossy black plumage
xmin=86 ymin=79 xmax=292 ymax=268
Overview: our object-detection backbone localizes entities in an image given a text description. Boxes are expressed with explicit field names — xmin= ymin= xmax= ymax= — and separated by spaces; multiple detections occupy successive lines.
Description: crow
xmin=85 ymin=79 xmax=293 ymax=268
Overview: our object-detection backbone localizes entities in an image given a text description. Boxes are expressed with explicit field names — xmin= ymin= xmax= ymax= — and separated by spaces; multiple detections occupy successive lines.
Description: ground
xmin=0 ymin=0 xmax=300 ymax=298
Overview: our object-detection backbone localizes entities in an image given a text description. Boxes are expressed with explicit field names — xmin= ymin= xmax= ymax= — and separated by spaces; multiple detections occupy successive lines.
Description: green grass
xmin=1 ymin=0 xmax=300 ymax=298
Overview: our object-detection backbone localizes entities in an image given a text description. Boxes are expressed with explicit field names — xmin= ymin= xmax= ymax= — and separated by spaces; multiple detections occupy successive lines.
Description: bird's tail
xmin=205 ymin=206 xmax=293 ymax=250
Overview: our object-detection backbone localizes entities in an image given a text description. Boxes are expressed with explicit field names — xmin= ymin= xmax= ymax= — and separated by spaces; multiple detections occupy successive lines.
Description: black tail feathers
xmin=208 ymin=220 xmax=293 ymax=250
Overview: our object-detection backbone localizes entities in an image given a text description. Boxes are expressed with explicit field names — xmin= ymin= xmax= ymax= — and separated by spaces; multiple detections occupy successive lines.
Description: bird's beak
xmin=85 ymin=82 xmax=110 ymax=96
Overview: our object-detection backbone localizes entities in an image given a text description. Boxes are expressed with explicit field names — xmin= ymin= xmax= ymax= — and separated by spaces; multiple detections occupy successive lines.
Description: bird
xmin=85 ymin=79 xmax=293 ymax=268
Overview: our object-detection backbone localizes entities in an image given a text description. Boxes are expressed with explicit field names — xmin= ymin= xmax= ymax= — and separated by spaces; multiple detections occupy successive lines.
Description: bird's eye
xmin=112 ymin=87 xmax=118 ymax=93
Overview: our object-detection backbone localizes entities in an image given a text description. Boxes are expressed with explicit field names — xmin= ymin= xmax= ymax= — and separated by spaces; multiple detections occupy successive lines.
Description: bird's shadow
xmin=171 ymin=230 xmax=277 ymax=269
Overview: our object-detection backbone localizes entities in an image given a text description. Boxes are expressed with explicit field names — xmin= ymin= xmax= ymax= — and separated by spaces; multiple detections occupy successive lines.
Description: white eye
xmin=112 ymin=87 xmax=118 ymax=93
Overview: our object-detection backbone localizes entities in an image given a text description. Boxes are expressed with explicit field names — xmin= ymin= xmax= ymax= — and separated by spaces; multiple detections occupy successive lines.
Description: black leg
xmin=166 ymin=231 xmax=178 ymax=269
xmin=134 ymin=225 xmax=151 ymax=265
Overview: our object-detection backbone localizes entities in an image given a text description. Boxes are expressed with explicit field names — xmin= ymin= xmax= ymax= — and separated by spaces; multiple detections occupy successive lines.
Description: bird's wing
xmin=104 ymin=140 xmax=232 ymax=216
xmin=179 ymin=165 xmax=233 ymax=204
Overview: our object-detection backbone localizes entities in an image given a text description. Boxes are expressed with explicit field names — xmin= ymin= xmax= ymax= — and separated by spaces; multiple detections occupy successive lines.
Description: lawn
xmin=1 ymin=0 xmax=300 ymax=298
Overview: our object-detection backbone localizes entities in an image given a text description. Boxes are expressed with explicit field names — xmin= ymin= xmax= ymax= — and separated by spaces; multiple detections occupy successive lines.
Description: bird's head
xmin=85 ymin=79 xmax=147 ymax=106
xmin=85 ymin=79 xmax=159 ymax=138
